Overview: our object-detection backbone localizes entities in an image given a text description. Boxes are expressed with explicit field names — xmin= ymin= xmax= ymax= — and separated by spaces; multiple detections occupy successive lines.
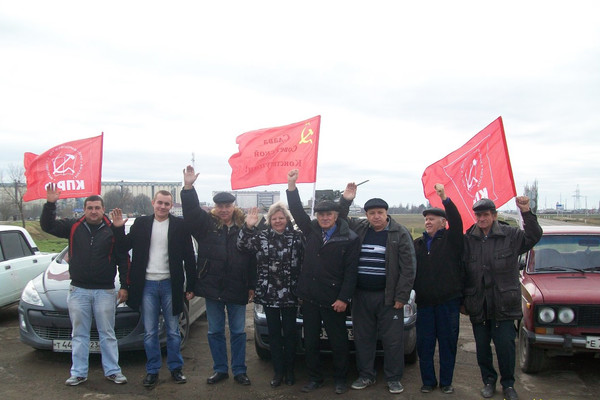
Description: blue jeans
xmin=67 ymin=285 xmax=121 ymax=377
xmin=205 ymin=298 xmax=247 ymax=376
xmin=142 ymin=279 xmax=183 ymax=374
xmin=416 ymin=297 xmax=461 ymax=387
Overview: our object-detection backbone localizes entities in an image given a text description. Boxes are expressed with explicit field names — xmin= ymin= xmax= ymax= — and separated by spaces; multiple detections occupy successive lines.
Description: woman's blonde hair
xmin=265 ymin=201 xmax=292 ymax=226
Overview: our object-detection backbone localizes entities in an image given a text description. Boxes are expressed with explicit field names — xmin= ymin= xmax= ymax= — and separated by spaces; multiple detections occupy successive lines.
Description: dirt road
xmin=1 ymin=303 xmax=598 ymax=400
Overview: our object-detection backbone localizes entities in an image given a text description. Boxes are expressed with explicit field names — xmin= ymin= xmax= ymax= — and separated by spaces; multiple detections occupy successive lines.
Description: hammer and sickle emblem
xmin=299 ymin=123 xmax=314 ymax=144
xmin=53 ymin=154 xmax=76 ymax=175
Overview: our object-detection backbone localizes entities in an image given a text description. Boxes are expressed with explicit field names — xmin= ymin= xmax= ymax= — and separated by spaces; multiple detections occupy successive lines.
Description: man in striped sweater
xmin=339 ymin=183 xmax=416 ymax=394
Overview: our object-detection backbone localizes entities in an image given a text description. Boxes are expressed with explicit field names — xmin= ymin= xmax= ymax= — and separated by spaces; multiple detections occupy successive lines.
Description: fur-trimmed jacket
xmin=181 ymin=188 xmax=256 ymax=305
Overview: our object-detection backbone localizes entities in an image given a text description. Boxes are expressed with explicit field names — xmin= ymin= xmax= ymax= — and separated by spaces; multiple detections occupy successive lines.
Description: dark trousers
xmin=302 ymin=301 xmax=349 ymax=383
xmin=353 ymin=289 xmax=405 ymax=382
xmin=472 ymin=319 xmax=517 ymax=389
xmin=264 ymin=306 xmax=298 ymax=377
xmin=416 ymin=297 xmax=461 ymax=387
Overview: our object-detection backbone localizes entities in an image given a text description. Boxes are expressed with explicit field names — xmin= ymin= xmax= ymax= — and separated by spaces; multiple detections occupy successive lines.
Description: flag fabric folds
xmin=421 ymin=117 xmax=516 ymax=230
xmin=228 ymin=116 xmax=321 ymax=190
xmin=23 ymin=134 xmax=104 ymax=202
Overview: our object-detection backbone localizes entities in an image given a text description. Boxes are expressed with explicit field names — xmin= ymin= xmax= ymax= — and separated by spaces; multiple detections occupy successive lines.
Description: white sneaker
xmin=65 ymin=376 xmax=87 ymax=386
xmin=106 ymin=373 xmax=128 ymax=384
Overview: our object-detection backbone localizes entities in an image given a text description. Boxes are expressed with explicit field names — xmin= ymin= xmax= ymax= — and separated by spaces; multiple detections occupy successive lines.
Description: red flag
xmin=23 ymin=134 xmax=104 ymax=202
xmin=421 ymin=117 xmax=516 ymax=231
xmin=228 ymin=116 xmax=320 ymax=190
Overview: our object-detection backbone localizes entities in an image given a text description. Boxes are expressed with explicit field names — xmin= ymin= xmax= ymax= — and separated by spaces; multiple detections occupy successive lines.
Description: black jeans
xmin=302 ymin=301 xmax=349 ymax=383
xmin=472 ymin=319 xmax=517 ymax=389
xmin=264 ymin=306 xmax=298 ymax=377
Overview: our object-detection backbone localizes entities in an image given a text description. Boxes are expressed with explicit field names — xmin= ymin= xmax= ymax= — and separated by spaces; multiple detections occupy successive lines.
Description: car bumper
xmin=18 ymin=302 xmax=163 ymax=352
xmin=521 ymin=326 xmax=600 ymax=351
xmin=254 ymin=306 xmax=417 ymax=355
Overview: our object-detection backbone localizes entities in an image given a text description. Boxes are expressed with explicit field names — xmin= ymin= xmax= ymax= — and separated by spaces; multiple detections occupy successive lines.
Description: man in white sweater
xmin=112 ymin=191 xmax=196 ymax=388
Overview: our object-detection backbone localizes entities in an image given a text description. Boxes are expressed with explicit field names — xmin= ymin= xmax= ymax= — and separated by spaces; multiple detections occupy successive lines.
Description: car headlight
xmin=558 ymin=307 xmax=575 ymax=324
xmin=21 ymin=280 xmax=44 ymax=306
xmin=538 ymin=306 xmax=555 ymax=324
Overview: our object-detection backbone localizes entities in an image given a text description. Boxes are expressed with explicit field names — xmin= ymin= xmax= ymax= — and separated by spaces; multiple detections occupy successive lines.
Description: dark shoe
xmin=270 ymin=374 xmax=283 ymax=387
xmin=143 ymin=373 xmax=159 ymax=388
xmin=481 ymin=383 xmax=495 ymax=398
xmin=171 ymin=369 xmax=187 ymax=384
xmin=234 ymin=373 xmax=251 ymax=385
xmin=285 ymin=371 xmax=295 ymax=386
xmin=420 ymin=384 xmax=437 ymax=393
xmin=503 ymin=386 xmax=519 ymax=400
xmin=441 ymin=385 xmax=454 ymax=394
xmin=301 ymin=381 xmax=324 ymax=392
xmin=387 ymin=381 xmax=404 ymax=394
xmin=335 ymin=382 xmax=348 ymax=394
xmin=351 ymin=376 xmax=376 ymax=390
xmin=207 ymin=371 xmax=229 ymax=384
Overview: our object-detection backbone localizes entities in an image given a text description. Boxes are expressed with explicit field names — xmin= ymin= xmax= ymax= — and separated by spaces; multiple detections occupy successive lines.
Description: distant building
xmin=102 ymin=181 xmax=182 ymax=202
xmin=212 ymin=190 xmax=281 ymax=210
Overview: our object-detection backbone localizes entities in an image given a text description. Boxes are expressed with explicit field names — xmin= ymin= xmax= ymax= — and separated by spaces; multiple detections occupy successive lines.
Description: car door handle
xmin=33 ymin=259 xmax=38 ymax=263
xmin=4 ymin=265 xmax=10 ymax=270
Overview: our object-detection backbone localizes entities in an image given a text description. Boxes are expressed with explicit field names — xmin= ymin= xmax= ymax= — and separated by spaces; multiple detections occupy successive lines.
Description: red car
xmin=519 ymin=225 xmax=600 ymax=373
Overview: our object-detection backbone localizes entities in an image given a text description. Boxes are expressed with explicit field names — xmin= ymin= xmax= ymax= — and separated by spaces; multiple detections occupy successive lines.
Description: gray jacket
xmin=339 ymin=197 xmax=416 ymax=306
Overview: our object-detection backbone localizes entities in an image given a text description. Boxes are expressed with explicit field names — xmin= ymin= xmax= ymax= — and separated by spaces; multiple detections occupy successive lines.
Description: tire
xmin=404 ymin=345 xmax=418 ymax=364
xmin=254 ymin=331 xmax=272 ymax=360
xmin=178 ymin=303 xmax=191 ymax=349
xmin=519 ymin=319 xmax=545 ymax=373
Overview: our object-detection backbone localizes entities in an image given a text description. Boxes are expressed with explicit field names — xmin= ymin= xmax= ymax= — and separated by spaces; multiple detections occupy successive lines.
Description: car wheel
xmin=254 ymin=330 xmax=271 ymax=360
xmin=404 ymin=345 xmax=418 ymax=364
xmin=178 ymin=303 xmax=191 ymax=349
xmin=519 ymin=319 xmax=545 ymax=373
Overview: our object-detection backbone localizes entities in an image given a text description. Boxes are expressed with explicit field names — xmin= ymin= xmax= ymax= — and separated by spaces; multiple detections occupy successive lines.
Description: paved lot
xmin=1 ymin=303 xmax=598 ymax=400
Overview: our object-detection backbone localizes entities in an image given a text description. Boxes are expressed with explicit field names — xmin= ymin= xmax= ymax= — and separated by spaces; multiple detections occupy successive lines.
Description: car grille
xmin=32 ymin=326 xmax=136 ymax=341
xmin=579 ymin=305 xmax=600 ymax=327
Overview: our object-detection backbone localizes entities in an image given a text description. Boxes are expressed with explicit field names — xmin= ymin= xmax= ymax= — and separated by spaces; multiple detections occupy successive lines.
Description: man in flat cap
xmin=286 ymin=169 xmax=360 ymax=394
xmin=412 ymin=184 xmax=463 ymax=394
xmin=339 ymin=184 xmax=416 ymax=395
xmin=463 ymin=196 xmax=542 ymax=400
xmin=181 ymin=166 xmax=256 ymax=386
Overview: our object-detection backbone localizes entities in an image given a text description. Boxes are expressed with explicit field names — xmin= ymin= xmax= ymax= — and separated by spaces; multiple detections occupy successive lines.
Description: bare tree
xmin=0 ymin=164 xmax=27 ymax=227
xmin=524 ymin=180 xmax=539 ymax=214
xmin=131 ymin=193 xmax=153 ymax=216
xmin=103 ymin=188 xmax=134 ymax=213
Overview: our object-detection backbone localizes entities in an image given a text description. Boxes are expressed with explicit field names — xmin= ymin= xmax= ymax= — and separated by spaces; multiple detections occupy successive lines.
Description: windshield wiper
xmin=535 ymin=266 xmax=584 ymax=273
xmin=580 ymin=266 xmax=600 ymax=272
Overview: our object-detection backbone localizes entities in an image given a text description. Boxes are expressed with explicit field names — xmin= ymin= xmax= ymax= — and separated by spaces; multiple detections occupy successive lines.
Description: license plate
xmin=53 ymin=340 xmax=101 ymax=353
xmin=301 ymin=327 xmax=354 ymax=340
xmin=586 ymin=336 xmax=600 ymax=349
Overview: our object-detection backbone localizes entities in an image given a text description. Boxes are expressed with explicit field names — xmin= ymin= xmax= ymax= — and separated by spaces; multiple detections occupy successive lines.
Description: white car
xmin=0 ymin=225 xmax=56 ymax=308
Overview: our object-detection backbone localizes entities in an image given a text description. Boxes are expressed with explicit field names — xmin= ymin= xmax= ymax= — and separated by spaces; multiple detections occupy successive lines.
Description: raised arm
xmin=286 ymin=169 xmax=311 ymax=233
xmin=40 ymin=183 xmax=71 ymax=238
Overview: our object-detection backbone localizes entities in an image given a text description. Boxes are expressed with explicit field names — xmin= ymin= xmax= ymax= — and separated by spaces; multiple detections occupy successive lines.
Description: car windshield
xmin=532 ymin=235 xmax=600 ymax=272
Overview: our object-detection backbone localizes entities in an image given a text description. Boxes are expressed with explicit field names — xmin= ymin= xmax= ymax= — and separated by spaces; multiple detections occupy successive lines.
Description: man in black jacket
xmin=112 ymin=190 xmax=197 ymax=388
xmin=286 ymin=169 xmax=360 ymax=395
xmin=413 ymin=183 xmax=463 ymax=394
xmin=463 ymin=197 xmax=542 ymax=400
xmin=181 ymin=166 xmax=256 ymax=386
xmin=41 ymin=184 xmax=129 ymax=386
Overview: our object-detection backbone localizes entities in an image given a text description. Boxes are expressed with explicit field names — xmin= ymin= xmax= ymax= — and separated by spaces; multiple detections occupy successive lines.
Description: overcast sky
xmin=1 ymin=1 xmax=599 ymax=211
